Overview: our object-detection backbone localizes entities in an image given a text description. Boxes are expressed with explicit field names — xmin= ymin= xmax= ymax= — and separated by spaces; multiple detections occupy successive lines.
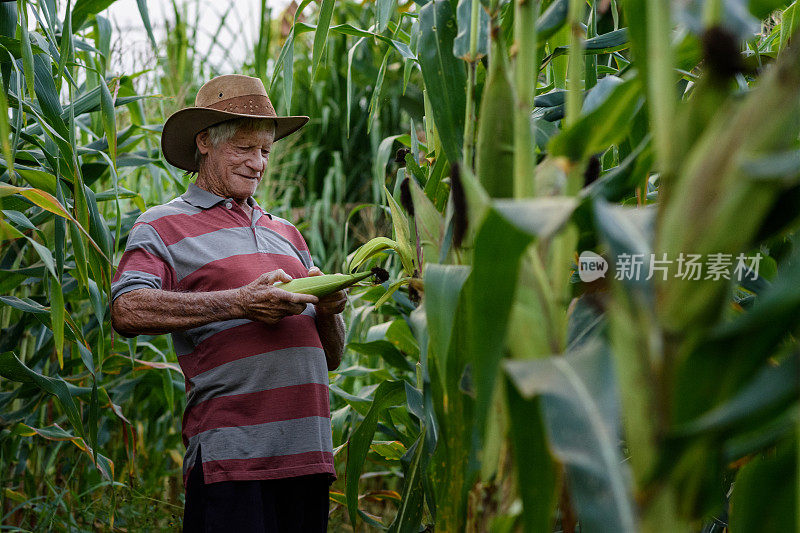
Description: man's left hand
xmin=308 ymin=267 xmax=347 ymax=315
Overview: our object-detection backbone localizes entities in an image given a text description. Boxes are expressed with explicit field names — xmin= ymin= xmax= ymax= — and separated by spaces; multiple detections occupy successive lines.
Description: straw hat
xmin=161 ymin=74 xmax=308 ymax=172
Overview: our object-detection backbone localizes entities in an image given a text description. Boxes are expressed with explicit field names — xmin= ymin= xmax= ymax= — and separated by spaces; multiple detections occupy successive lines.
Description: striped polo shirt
xmin=111 ymin=182 xmax=335 ymax=487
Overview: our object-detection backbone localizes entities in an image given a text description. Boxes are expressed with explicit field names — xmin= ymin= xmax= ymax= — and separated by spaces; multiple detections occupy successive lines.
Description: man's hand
xmin=237 ymin=269 xmax=319 ymax=325
xmin=308 ymin=267 xmax=347 ymax=315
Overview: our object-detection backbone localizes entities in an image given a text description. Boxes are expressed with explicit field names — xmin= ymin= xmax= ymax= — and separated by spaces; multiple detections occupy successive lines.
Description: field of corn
xmin=1 ymin=0 xmax=799 ymax=530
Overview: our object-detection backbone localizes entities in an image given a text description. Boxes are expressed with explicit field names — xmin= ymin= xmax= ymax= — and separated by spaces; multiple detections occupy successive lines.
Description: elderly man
xmin=110 ymin=75 xmax=345 ymax=532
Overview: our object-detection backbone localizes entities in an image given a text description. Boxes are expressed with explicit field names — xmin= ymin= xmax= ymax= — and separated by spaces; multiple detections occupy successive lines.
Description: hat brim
xmin=161 ymin=108 xmax=309 ymax=172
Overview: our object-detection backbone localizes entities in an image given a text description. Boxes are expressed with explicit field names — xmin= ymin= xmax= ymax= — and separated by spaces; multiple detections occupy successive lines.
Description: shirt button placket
xmin=251 ymin=210 xmax=261 ymax=252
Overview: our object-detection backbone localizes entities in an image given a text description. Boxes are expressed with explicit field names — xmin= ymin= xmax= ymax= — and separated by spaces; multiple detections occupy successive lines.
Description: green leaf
xmin=620 ymin=0 xmax=675 ymax=176
xmin=0 ymin=184 xmax=108 ymax=261
xmin=493 ymin=197 xmax=579 ymax=240
xmin=388 ymin=427 xmax=428 ymax=533
xmin=330 ymin=24 xmax=415 ymax=58
xmin=12 ymin=167 xmax=57 ymax=194
xmin=71 ymin=0 xmax=118 ymax=32
xmin=18 ymin=1 xmax=35 ymax=100
xmin=0 ymin=36 xmax=44 ymax=60
xmin=505 ymin=378 xmax=557 ymax=532
xmin=504 ymin=339 xmax=637 ymax=533
xmin=453 ymin=0 xmax=488 ymax=61
xmin=50 ymin=276 xmax=65 ymax=368
xmin=672 ymin=352 xmax=799 ymax=438
xmin=88 ymin=378 xmax=99 ymax=465
xmin=26 ymin=236 xmax=57 ymax=279
xmin=419 ymin=0 xmax=466 ymax=163
xmin=373 ymin=134 xmax=402 ymax=193
xmin=424 ymin=264 xmax=470 ymax=393
xmin=373 ymin=277 xmax=412 ymax=308
xmin=311 ymin=0 xmax=335 ymax=82
xmin=368 ymin=50 xmax=391 ymax=134
xmin=0 ymin=296 xmax=49 ymax=315
xmin=566 ymin=294 xmax=607 ymax=350
xmin=2 ymin=209 xmax=36 ymax=232
xmin=672 ymin=244 xmax=800 ymax=425
xmin=0 ymin=352 xmax=85 ymax=439
xmin=348 ymin=340 xmax=415 ymax=372
xmin=276 ymin=0 xmax=314 ymax=114
xmin=99 ymin=77 xmax=116 ymax=162
xmin=329 ymin=383 xmax=375 ymax=415
xmin=370 ymin=440 xmax=406 ymax=460
xmin=583 ymin=135 xmax=653 ymax=202
xmin=384 ymin=319 xmax=420 ymax=359
xmin=541 ymin=28 xmax=631 ymax=69
xmin=408 ymin=176 xmax=443 ymax=265
xmin=592 ymin=198 xmax=657 ymax=295
xmin=376 ymin=0 xmax=397 ymax=32
xmin=348 ymin=236 xmax=410 ymax=273
xmin=384 ymin=186 xmax=417 ymax=273
xmin=12 ymin=422 xmax=113 ymax=480
xmin=76 ymin=341 xmax=95 ymax=376
xmin=548 ymin=76 xmax=643 ymax=161
xmin=59 ymin=86 xmax=148 ymax=121
xmin=466 ymin=208 xmax=533 ymax=443
xmin=32 ymin=56 xmax=68 ymax=141
xmin=0 ymin=72 xmax=13 ymax=174
xmin=345 ymin=380 xmax=407 ymax=529
xmin=346 ymin=35 xmax=368 ymax=134
xmin=729 ymin=440 xmax=797 ymax=532
xmin=0 ymin=217 xmax=25 ymax=242
xmin=135 ymin=0 xmax=157 ymax=51
xmin=536 ymin=0 xmax=568 ymax=41
xmin=779 ymin=2 xmax=800 ymax=51
xmin=161 ymin=359 xmax=174 ymax=413
xmin=282 ymin=32 xmax=295 ymax=114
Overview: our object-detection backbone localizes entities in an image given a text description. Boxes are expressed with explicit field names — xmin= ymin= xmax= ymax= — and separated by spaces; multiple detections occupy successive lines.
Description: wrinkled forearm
xmin=111 ymin=288 xmax=244 ymax=337
xmin=316 ymin=311 xmax=344 ymax=371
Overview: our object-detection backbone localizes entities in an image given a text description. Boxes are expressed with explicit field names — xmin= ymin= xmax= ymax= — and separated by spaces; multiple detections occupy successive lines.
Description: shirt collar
xmin=181 ymin=182 xmax=271 ymax=219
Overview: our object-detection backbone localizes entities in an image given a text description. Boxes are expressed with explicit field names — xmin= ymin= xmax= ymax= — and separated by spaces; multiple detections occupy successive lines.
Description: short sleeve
xmin=111 ymin=222 xmax=176 ymax=303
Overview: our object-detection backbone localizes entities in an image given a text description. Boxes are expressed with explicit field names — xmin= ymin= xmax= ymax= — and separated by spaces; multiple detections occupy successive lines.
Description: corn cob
xmin=476 ymin=24 xmax=515 ymax=198
xmin=274 ymin=267 xmax=389 ymax=297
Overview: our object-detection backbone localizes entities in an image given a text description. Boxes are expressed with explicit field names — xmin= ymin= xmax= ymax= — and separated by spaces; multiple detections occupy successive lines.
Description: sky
xmin=100 ymin=0 xmax=292 ymax=76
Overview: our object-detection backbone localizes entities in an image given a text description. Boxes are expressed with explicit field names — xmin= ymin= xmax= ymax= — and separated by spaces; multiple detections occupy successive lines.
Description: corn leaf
xmin=504 ymin=339 xmax=638 ymax=533
xmin=418 ymin=0 xmax=466 ymax=163
xmin=311 ymin=0 xmax=335 ymax=82
xmin=729 ymin=440 xmax=797 ymax=531
xmin=0 ymin=352 xmax=85 ymax=439
xmin=465 ymin=208 xmax=533 ymax=445
xmin=345 ymin=380 xmax=407 ymax=529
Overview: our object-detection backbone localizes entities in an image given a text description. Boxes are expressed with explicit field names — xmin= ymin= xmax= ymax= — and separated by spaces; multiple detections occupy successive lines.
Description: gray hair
xmin=194 ymin=117 xmax=276 ymax=167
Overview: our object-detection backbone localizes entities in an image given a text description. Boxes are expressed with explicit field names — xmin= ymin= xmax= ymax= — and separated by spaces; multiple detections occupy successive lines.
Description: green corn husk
xmin=274 ymin=267 xmax=389 ymax=297
xmin=476 ymin=24 xmax=515 ymax=198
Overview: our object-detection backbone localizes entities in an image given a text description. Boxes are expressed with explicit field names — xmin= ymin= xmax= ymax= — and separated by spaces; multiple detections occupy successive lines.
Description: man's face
xmin=197 ymin=125 xmax=275 ymax=201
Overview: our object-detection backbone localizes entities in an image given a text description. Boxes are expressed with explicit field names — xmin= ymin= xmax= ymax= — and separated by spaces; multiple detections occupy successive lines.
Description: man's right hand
xmin=237 ymin=269 xmax=320 ymax=325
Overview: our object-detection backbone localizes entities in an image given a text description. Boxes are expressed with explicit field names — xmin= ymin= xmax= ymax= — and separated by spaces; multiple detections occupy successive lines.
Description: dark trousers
xmin=182 ymin=447 xmax=332 ymax=532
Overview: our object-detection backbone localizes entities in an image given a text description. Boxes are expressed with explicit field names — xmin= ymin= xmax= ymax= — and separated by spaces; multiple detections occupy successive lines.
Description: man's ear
xmin=196 ymin=130 xmax=211 ymax=155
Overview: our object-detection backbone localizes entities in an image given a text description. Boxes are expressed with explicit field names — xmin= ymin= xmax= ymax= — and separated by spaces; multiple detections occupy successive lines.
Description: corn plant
xmin=299 ymin=0 xmax=800 ymax=530
xmin=0 ymin=0 xmax=186 ymax=528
